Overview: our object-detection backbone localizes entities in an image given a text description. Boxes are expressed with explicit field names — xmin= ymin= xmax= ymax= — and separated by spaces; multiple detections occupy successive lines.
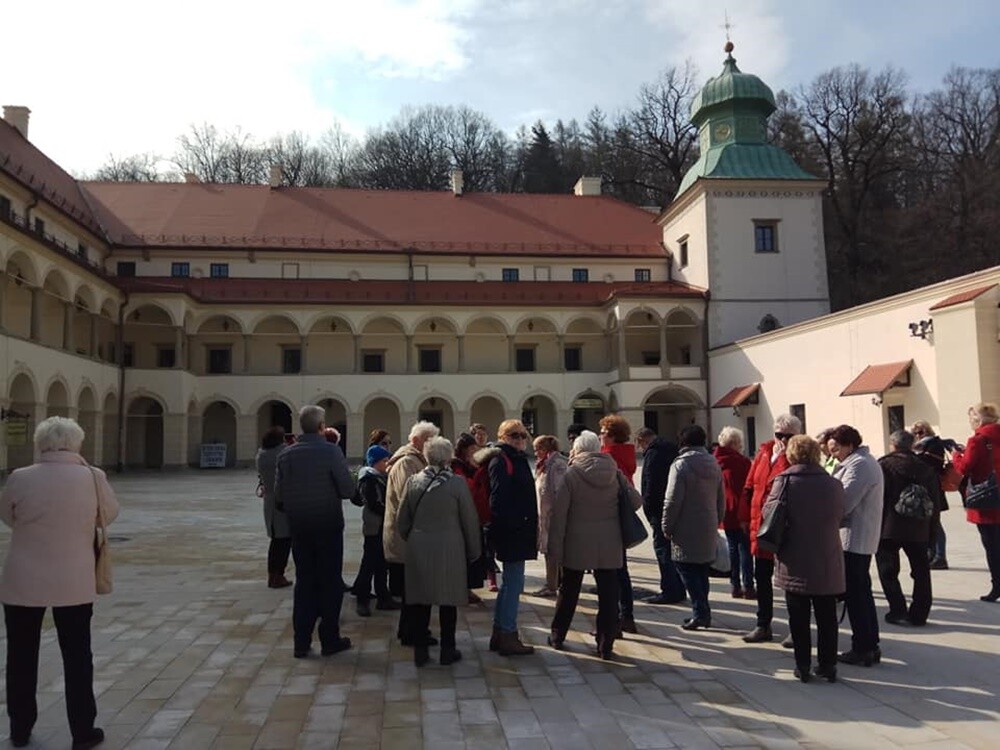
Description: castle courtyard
xmin=1 ymin=468 xmax=997 ymax=749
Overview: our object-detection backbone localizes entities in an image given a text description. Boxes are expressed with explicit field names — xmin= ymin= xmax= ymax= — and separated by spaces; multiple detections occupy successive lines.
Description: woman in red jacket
xmin=742 ymin=413 xmax=803 ymax=644
xmin=714 ymin=427 xmax=753 ymax=597
xmin=600 ymin=415 xmax=638 ymax=634
xmin=951 ymin=402 xmax=1000 ymax=602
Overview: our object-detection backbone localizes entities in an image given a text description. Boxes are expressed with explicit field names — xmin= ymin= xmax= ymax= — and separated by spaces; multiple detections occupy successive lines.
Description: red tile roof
xmin=116 ymin=278 xmax=702 ymax=306
xmin=712 ymin=383 xmax=760 ymax=408
xmin=840 ymin=361 xmax=913 ymax=397
xmin=929 ymin=284 xmax=996 ymax=311
xmin=0 ymin=119 xmax=106 ymax=238
xmin=81 ymin=182 xmax=665 ymax=257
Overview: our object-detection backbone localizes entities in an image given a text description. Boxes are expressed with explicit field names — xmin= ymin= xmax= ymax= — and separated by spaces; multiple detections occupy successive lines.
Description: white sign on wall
xmin=200 ymin=443 xmax=227 ymax=468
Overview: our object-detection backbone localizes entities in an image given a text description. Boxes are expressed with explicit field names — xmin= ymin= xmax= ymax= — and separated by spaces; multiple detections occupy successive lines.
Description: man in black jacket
xmin=636 ymin=428 xmax=686 ymax=604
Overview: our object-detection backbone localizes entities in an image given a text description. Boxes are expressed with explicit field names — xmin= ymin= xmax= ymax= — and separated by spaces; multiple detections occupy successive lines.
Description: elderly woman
xmin=599 ymin=414 xmax=639 ymax=634
xmin=714 ymin=427 xmax=753 ymax=598
xmin=950 ymin=402 xmax=1000 ymax=602
xmin=1 ymin=417 xmax=119 ymax=749
xmin=662 ymin=425 xmax=726 ymax=631
xmin=532 ymin=435 xmax=568 ymax=598
xmin=764 ymin=436 xmax=846 ymax=683
xmin=256 ymin=426 xmax=292 ymax=589
xmin=828 ymin=424 xmax=885 ymax=666
xmin=397 ymin=437 xmax=482 ymax=667
xmin=742 ymin=413 xmax=803 ymax=643
xmin=548 ymin=430 xmax=641 ymax=659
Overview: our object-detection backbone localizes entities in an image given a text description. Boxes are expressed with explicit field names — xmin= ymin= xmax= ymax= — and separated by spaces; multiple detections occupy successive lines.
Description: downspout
xmin=661 ymin=241 xmax=673 ymax=282
xmin=115 ymin=293 xmax=129 ymax=473
xmin=24 ymin=193 xmax=39 ymax=231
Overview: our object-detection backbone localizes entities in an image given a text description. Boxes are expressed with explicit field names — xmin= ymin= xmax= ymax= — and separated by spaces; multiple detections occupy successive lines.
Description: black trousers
xmin=784 ymin=592 xmax=838 ymax=671
xmin=876 ymin=539 xmax=932 ymax=624
xmin=387 ymin=562 xmax=411 ymax=640
xmin=354 ymin=535 xmax=389 ymax=603
xmin=290 ymin=524 xmax=344 ymax=652
xmin=977 ymin=524 xmax=1000 ymax=589
xmin=754 ymin=557 xmax=775 ymax=628
xmin=267 ymin=537 xmax=292 ymax=577
xmin=409 ymin=605 xmax=457 ymax=648
xmin=844 ymin=552 xmax=880 ymax=652
xmin=550 ymin=568 xmax=620 ymax=652
xmin=4 ymin=603 xmax=97 ymax=743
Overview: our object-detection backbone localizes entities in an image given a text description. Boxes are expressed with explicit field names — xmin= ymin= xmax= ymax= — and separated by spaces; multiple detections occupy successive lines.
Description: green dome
xmin=690 ymin=54 xmax=776 ymax=127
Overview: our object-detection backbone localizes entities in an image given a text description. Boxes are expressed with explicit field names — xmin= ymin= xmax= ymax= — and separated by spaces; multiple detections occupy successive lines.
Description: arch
xmin=411 ymin=313 xmax=460 ymax=335
xmin=41 ymin=267 xmax=71 ymax=301
xmin=202 ymin=400 xmax=238 ymax=467
xmin=521 ymin=392 xmax=558 ymax=438
xmin=641 ymin=384 xmax=704 ymax=408
xmin=73 ymin=285 xmax=97 ymax=313
xmin=363 ymin=397 xmax=402 ymax=448
xmin=4 ymin=249 xmax=40 ymax=286
xmin=464 ymin=315 xmax=510 ymax=373
xmin=463 ymin=314 xmax=511 ymax=336
xmin=664 ymin=307 xmax=703 ymax=366
xmin=464 ymin=390 xmax=511 ymax=413
xmin=358 ymin=315 xmax=406 ymax=374
xmin=248 ymin=392 xmax=296 ymax=417
xmin=45 ymin=377 xmax=71 ymax=417
xmin=7 ymin=369 xmax=38 ymax=403
xmin=357 ymin=312 xmax=408 ymax=334
xmin=570 ymin=389 xmax=606 ymax=433
xmin=2 ymin=256 xmax=37 ymax=339
xmin=416 ymin=394 xmax=456 ymax=438
xmin=195 ymin=313 xmax=244 ymax=334
xmin=125 ymin=303 xmax=175 ymax=327
xmin=125 ymin=396 xmax=164 ymax=469
xmin=197 ymin=393 xmax=242 ymax=415
xmin=77 ymin=385 xmax=97 ymax=413
xmin=641 ymin=385 xmax=705 ymax=444
xmin=623 ymin=307 xmax=663 ymax=367
xmin=305 ymin=315 xmax=356 ymax=374
xmin=563 ymin=315 xmax=609 ymax=371
xmin=304 ymin=312 xmax=357 ymax=336
xmin=258 ymin=399 xmax=295 ymax=439
xmin=77 ymin=386 xmax=98 ymax=464
xmin=512 ymin=313 xmax=559 ymax=335
xmin=251 ymin=313 xmax=302 ymax=336
xmin=468 ymin=394 xmax=507 ymax=440
xmin=563 ymin=314 xmax=605 ymax=335
xmin=622 ymin=305 xmax=663 ymax=326
xmin=664 ymin=306 xmax=700 ymax=326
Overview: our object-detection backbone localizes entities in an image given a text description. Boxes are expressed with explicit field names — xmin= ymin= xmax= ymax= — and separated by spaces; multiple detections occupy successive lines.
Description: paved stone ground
xmin=1 ymin=468 xmax=999 ymax=749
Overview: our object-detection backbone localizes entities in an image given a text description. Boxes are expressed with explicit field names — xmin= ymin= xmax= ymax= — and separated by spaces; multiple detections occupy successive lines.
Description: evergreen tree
xmin=522 ymin=122 xmax=564 ymax=193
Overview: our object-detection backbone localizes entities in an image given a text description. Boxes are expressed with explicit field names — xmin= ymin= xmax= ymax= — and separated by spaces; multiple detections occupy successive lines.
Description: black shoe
xmin=293 ymin=647 xmax=311 ymax=658
xmin=356 ymin=601 xmax=372 ymax=618
xmin=376 ymin=597 xmax=402 ymax=611
xmin=643 ymin=593 xmax=685 ymax=605
xmin=321 ymin=637 xmax=352 ymax=656
xmin=780 ymin=634 xmax=794 ymax=649
xmin=72 ymin=727 xmax=105 ymax=749
xmin=980 ymin=588 xmax=1000 ymax=603
xmin=929 ymin=557 xmax=949 ymax=570
xmin=401 ymin=633 xmax=438 ymax=647
xmin=838 ymin=649 xmax=876 ymax=666
xmin=11 ymin=733 xmax=30 ymax=748
xmin=414 ymin=645 xmax=430 ymax=667
xmin=547 ymin=633 xmax=565 ymax=650
xmin=813 ymin=665 xmax=837 ymax=683
xmin=793 ymin=666 xmax=811 ymax=683
xmin=742 ymin=626 xmax=773 ymax=643
xmin=440 ymin=647 xmax=463 ymax=666
xmin=884 ymin=611 xmax=910 ymax=626
xmin=620 ymin=615 xmax=638 ymax=634
xmin=681 ymin=617 xmax=711 ymax=631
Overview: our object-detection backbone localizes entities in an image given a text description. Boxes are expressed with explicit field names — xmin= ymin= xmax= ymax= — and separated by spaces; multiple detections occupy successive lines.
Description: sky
xmin=3 ymin=0 xmax=997 ymax=176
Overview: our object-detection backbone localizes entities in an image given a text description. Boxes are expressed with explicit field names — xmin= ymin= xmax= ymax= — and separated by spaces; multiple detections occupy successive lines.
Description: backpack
xmin=895 ymin=483 xmax=934 ymax=520
xmin=472 ymin=452 xmax=514 ymax=524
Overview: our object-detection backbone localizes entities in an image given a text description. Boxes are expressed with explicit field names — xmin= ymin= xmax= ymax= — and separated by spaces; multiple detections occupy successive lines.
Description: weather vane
xmin=721 ymin=10 xmax=735 ymax=53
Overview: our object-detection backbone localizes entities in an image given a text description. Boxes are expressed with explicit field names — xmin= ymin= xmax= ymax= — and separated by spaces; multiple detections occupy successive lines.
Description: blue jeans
xmin=725 ymin=529 xmax=754 ymax=590
xmin=647 ymin=511 xmax=687 ymax=599
xmin=675 ymin=562 xmax=711 ymax=622
xmin=494 ymin=560 xmax=525 ymax=633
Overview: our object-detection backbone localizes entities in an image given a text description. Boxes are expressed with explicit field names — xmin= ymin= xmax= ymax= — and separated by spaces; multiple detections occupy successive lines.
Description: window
xmin=157 ymin=347 xmax=176 ymax=368
xmin=419 ymin=348 xmax=441 ymax=373
xmin=210 ymin=263 xmax=229 ymax=278
xmin=282 ymin=263 xmax=299 ymax=279
xmin=77 ymin=242 xmax=88 ymax=259
xmin=121 ymin=343 xmax=134 ymax=367
xmin=564 ymin=346 xmax=582 ymax=372
xmin=116 ymin=261 xmax=136 ymax=277
xmin=33 ymin=217 xmax=45 ymax=236
xmin=362 ymin=352 xmax=384 ymax=373
xmin=642 ymin=351 xmax=661 ymax=366
xmin=171 ymin=262 xmax=190 ymax=278
xmin=754 ymin=220 xmax=779 ymax=253
xmin=746 ymin=416 xmax=757 ymax=456
xmin=515 ymin=347 xmax=535 ymax=372
xmin=502 ymin=268 xmax=520 ymax=282
xmin=572 ymin=268 xmax=589 ymax=283
xmin=207 ymin=347 xmax=232 ymax=374
xmin=0 ymin=195 xmax=11 ymax=219
xmin=282 ymin=347 xmax=302 ymax=374
xmin=679 ymin=238 xmax=689 ymax=268
xmin=679 ymin=345 xmax=692 ymax=365
xmin=888 ymin=405 xmax=906 ymax=435
xmin=634 ymin=268 xmax=651 ymax=282
xmin=790 ymin=404 xmax=807 ymax=434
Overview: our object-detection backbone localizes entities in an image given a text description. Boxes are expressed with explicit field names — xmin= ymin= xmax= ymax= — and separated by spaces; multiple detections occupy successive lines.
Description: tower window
xmin=754 ymin=220 xmax=779 ymax=253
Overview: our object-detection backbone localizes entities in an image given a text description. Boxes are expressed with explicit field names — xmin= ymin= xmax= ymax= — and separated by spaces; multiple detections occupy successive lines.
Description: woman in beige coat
xmin=547 ymin=430 xmax=642 ymax=659
xmin=532 ymin=435 xmax=568 ymax=597
xmin=1 ymin=417 xmax=119 ymax=749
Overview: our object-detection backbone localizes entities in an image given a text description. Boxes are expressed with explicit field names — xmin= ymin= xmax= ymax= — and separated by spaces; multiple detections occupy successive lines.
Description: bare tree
xmin=92 ymin=153 xmax=163 ymax=181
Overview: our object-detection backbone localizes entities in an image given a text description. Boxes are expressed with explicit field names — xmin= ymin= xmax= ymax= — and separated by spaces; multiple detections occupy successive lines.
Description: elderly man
xmin=876 ymin=430 xmax=942 ymax=627
xmin=275 ymin=405 xmax=355 ymax=659
xmin=636 ymin=427 xmax=685 ymax=604
xmin=384 ymin=420 xmax=441 ymax=646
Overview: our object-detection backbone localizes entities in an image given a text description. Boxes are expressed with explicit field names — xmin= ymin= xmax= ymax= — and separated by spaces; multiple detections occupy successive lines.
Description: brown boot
xmin=497 ymin=630 xmax=535 ymax=656
xmin=268 ymin=574 xmax=292 ymax=589
xmin=489 ymin=625 xmax=502 ymax=652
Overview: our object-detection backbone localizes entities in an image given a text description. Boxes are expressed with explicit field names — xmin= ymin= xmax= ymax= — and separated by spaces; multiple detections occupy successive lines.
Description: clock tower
xmin=661 ymin=42 xmax=830 ymax=349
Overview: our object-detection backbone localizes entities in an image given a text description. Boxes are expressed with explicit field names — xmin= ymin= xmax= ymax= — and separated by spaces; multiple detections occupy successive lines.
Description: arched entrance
xmin=623 ymin=309 xmax=662 ymax=366
xmin=6 ymin=373 xmax=37 ymax=470
xmin=317 ymin=398 xmax=347 ymax=445
xmin=664 ymin=309 xmax=702 ymax=367
xmin=643 ymin=387 xmax=703 ymax=443
xmin=126 ymin=397 xmax=164 ymax=469
xmin=521 ymin=394 xmax=557 ymax=437
xmin=46 ymin=380 xmax=71 ymax=418
xmin=202 ymin=401 xmax=238 ymax=467
xmin=363 ymin=398 xmax=401 ymax=447
xmin=417 ymin=396 xmax=454 ymax=438
xmin=571 ymin=391 xmax=606 ymax=432
xmin=258 ymin=400 xmax=294 ymax=438
xmin=77 ymin=387 xmax=98 ymax=464
xmin=469 ymin=396 xmax=506 ymax=440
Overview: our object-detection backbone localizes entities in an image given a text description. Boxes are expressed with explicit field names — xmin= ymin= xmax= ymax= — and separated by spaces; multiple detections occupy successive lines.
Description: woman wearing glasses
xmin=485 ymin=419 xmax=538 ymax=656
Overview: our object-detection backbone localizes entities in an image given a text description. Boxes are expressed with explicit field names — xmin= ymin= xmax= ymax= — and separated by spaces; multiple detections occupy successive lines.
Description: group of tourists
xmin=0 ymin=400 xmax=997 ymax=746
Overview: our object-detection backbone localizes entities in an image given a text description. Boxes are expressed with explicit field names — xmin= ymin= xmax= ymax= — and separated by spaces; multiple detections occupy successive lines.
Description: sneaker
xmin=929 ymin=557 xmax=949 ymax=570
xmin=742 ymin=626 xmax=773 ymax=643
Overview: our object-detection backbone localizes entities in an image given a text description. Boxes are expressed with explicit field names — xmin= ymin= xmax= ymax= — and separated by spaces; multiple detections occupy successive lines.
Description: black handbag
xmin=963 ymin=440 xmax=1000 ymax=510
xmin=756 ymin=479 xmax=789 ymax=554
xmin=617 ymin=473 xmax=648 ymax=549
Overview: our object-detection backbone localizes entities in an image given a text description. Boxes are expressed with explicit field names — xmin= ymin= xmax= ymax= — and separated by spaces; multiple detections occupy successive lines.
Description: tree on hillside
xmin=522 ymin=122 xmax=563 ymax=193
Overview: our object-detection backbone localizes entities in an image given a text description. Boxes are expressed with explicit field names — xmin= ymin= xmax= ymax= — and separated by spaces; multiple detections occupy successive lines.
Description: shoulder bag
xmin=756 ymin=478 xmax=789 ymax=554
xmin=91 ymin=468 xmax=113 ymax=595
xmin=963 ymin=439 xmax=1000 ymax=510
xmin=617 ymin=473 xmax=648 ymax=550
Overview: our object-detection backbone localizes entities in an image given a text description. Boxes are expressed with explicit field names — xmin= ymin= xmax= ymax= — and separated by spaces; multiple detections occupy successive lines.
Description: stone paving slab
xmin=0 ymin=468 xmax=998 ymax=749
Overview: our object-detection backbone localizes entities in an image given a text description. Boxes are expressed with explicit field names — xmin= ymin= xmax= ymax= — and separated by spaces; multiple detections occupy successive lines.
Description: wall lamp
xmin=908 ymin=319 xmax=933 ymax=339
xmin=732 ymin=406 xmax=741 ymax=417
xmin=871 ymin=395 xmax=884 ymax=407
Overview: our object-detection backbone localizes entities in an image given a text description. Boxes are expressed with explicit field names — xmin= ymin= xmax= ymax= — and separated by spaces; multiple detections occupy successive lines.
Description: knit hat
xmin=366 ymin=444 xmax=392 ymax=467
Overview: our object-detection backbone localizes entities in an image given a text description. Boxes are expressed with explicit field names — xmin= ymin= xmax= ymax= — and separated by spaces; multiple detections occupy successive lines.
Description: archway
xmin=258 ymin=400 xmax=294 ymax=441
xmin=202 ymin=401 xmax=237 ymax=467
xmin=45 ymin=380 xmax=71 ymax=418
xmin=664 ymin=309 xmax=702 ymax=367
xmin=39 ymin=269 xmax=70 ymax=348
xmin=513 ymin=317 xmax=558 ymax=373
xmin=413 ymin=317 xmax=459 ymax=373
xmin=642 ymin=386 xmax=703 ymax=443
xmin=358 ymin=317 xmax=406 ymax=374
xmin=194 ymin=314 xmax=243 ymax=374
xmin=101 ymin=393 xmax=118 ymax=467
xmin=186 ymin=400 xmax=200 ymax=466
xmin=469 ymin=396 xmax=506 ymax=440
xmin=77 ymin=387 xmax=98 ymax=464
xmin=125 ymin=397 xmax=164 ymax=469
xmin=315 ymin=398 xmax=347 ymax=444
xmin=564 ymin=317 xmax=608 ymax=371
xmin=417 ymin=396 xmax=454 ymax=438
xmin=363 ymin=398 xmax=401 ymax=448
xmin=623 ymin=309 xmax=661 ymax=367
xmin=251 ymin=315 xmax=301 ymax=375
xmin=3 ymin=253 xmax=38 ymax=340
xmin=305 ymin=315 xmax=354 ymax=374
xmin=521 ymin=394 xmax=557 ymax=438
xmin=72 ymin=288 xmax=97 ymax=357
xmin=123 ymin=304 xmax=175 ymax=369
xmin=571 ymin=391 xmax=606 ymax=432
xmin=464 ymin=316 xmax=508 ymax=373
xmin=6 ymin=373 xmax=37 ymax=470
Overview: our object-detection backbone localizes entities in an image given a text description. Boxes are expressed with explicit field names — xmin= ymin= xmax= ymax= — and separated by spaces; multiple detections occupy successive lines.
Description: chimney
xmin=184 ymin=172 xmax=200 ymax=183
xmin=2 ymin=105 xmax=31 ymax=139
xmin=573 ymin=176 xmax=602 ymax=197
xmin=450 ymin=169 xmax=464 ymax=196
xmin=269 ymin=165 xmax=283 ymax=189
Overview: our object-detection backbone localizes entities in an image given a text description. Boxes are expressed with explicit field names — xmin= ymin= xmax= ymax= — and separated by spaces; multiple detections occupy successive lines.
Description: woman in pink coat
xmin=1 ymin=417 xmax=119 ymax=749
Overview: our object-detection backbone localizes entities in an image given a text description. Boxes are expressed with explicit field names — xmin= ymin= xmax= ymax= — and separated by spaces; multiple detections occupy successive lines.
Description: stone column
xmin=29 ymin=287 xmax=42 ymax=341
xmin=507 ymin=335 xmax=515 ymax=372
xmin=557 ymin=334 xmax=566 ymax=373
xmin=353 ymin=335 xmax=361 ymax=373
xmin=346 ymin=411 xmax=364 ymax=460
xmin=405 ymin=335 xmax=414 ymax=373
xmin=617 ymin=320 xmax=628 ymax=375
xmin=63 ymin=302 xmax=75 ymax=352
xmin=456 ymin=335 xmax=465 ymax=373
xmin=175 ymin=327 xmax=185 ymax=369
xmin=242 ymin=335 xmax=251 ymax=373
xmin=659 ymin=323 xmax=669 ymax=378
xmin=299 ymin=335 xmax=308 ymax=373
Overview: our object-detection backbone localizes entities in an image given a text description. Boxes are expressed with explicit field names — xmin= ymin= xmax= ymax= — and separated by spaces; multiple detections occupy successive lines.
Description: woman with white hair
xmin=547 ymin=430 xmax=642 ymax=659
xmin=714 ymin=427 xmax=753 ymax=597
xmin=397 ymin=437 xmax=482 ymax=667
xmin=1 ymin=417 xmax=119 ymax=749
